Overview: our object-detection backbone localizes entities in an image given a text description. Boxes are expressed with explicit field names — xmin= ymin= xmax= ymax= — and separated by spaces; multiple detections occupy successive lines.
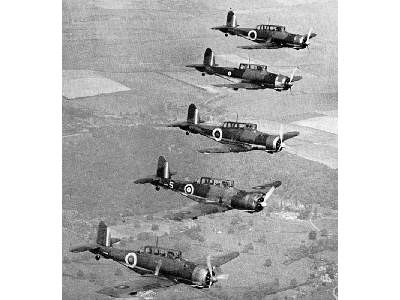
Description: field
xmin=63 ymin=0 xmax=337 ymax=299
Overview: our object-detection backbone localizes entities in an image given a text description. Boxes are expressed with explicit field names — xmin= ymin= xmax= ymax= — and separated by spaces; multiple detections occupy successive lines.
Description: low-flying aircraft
xmin=167 ymin=103 xmax=299 ymax=153
xmin=70 ymin=221 xmax=239 ymax=297
xmin=186 ymin=48 xmax=302 ymax=91
xmin=135 ymin=156 xmax=281 ymax=214
xmin=211 ymin=10 xmax=317 ymax=50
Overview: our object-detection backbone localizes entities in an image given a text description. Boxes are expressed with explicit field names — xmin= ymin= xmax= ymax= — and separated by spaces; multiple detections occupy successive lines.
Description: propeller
xmin=278 ymin=124 xmax=286 ymax=151
xmin=304 ymin=28 xmax=313 ymax=48
xmin=286 ymin=67 xmax=299 ymax=91
xmin=206 ymin=255 xmax=229 ymax=287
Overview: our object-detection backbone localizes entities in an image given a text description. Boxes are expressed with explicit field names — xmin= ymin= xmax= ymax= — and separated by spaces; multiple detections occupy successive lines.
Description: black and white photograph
xmin=61 ymin=0 xmax=337 ymax=299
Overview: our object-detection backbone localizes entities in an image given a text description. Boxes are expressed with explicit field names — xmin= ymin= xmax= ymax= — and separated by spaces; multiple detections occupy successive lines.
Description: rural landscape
xmin=63 ymin=0 xmax=337 ymax=299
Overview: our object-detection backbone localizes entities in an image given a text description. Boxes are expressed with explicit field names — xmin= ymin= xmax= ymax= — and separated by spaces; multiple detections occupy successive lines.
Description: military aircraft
xmin=167 ymin=103 xmax=299 ymax=154
xmin=135 ymin=156 xmax=281 ymax=214
xmin=70 ymin=221 xmax=239 ymax=297
xmin=186 ymin=48 xmax=302 ymax=91
xmin=212 ymin=10 xmax=317 ymax=50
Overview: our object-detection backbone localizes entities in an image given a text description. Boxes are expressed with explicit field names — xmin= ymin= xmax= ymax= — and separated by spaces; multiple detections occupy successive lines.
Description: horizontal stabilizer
xmin=134 ymin=177 xmax=158 ymax=184
xmin=70 ymin=243 xmax=99 ymax=253
xmin=186 ymin=64 xmax=205 ymax=69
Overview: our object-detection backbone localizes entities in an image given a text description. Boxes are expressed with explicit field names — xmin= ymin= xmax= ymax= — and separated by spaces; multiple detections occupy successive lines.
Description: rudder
xmin=226 ymin=10 xmax=237 ymax=27
xmin=187 ymin=104 xmax=200 ymax=124
xmin=203 ymin=48 xmax=215 ymax=67
xmin=96 ymin=221 xmax=111 ymax=247
xmin=156 ymin=156 xmax=170 ymax=179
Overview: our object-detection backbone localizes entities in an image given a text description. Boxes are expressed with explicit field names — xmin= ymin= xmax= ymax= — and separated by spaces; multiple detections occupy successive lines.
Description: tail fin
xmin=187 ymin=104 xmax=200 ymax=124
xmin=156 ymin=156 xmax=172 ymax=179
xmin=226 ymin=10 xmax=237 ymax=27
xmin=203 ymin=48 xmax=215 ymax=67
xmin=96 ymin=221 xmax=120 ymax=247
xmin=96 ymin=221 xmax=111 ymax=246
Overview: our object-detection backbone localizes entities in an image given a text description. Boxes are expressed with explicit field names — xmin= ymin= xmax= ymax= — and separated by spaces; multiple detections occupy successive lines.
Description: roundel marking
xmin=125 ymin=252 xmax=137 ymax=268
xmin=184 ymin=184 xmax=194 ymax=195
xmin=212 ymin=128 xmax=223 ymax=142
xmin=227 ymin=71 xmax=232 ymax=76
xmin=248 ymin=30 xmax=257 ymax=41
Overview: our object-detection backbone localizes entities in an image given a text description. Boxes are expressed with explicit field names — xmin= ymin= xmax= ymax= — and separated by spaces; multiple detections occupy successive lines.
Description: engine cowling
xmin=230 ymin=193 xmax=264 ymax=211
xmin=265 ymin=135 xmax=281 ymax=151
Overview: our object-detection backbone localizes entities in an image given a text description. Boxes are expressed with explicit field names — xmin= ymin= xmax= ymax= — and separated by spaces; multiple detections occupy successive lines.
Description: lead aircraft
xmin=212 ymin=10 xmax=317 ymax=50
xmin=70 ymin=221 xmax=239 ymax=298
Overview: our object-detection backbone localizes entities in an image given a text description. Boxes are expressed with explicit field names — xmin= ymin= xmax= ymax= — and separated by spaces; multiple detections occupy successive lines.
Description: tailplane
xmin=96 ymin=221 xmax=120 ymax=247
xmin=70 ymin=221 xmax=120 ymax=253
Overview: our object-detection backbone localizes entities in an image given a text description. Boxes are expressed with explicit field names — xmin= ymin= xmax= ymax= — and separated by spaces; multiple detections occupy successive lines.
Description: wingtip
xmin=273 ymin=180 xmax=282 ymax=188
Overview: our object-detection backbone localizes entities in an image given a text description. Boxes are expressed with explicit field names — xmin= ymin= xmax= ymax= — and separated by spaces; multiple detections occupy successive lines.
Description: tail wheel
xmin=125 ymin=253 xmax=137 ymax=268
xmin=248 ymin=30 xmax=257 ymax=41
xmin=95 ymin=254 xmax=100 ymax=260
xmin=212 ymin=128 xmax=223 ymax=141
xmin=184 ymin=184 xmax=194 ymax=195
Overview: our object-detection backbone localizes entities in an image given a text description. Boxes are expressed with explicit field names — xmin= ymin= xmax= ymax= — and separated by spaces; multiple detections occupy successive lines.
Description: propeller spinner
xmin=206 ymin=255 xmax=229 ymax=287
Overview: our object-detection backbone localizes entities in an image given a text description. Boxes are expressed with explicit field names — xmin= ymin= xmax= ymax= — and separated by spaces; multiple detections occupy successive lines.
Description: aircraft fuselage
xmin=196 ymin=65 xmax=290 ymax=90
xmin=90 ymin=246 xmax=212 ymax=287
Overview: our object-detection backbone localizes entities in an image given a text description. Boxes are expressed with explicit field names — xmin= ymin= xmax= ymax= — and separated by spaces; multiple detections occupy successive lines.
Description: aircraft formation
xmin=70 ymin=9 xmax=319 ymax=297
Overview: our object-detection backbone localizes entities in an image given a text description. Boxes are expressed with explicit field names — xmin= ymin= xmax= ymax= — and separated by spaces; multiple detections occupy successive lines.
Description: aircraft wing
xmin=97 ymin=275 xmax=177 ymax=298
xmin=192 ymin=251 xmax=240 ymax=267
xmin=251 ymin=180 xmax=282 ymax=192
xmin=282 ymin=131 xmax=300 ymax=141
xmin=213 ymin=82 xmax=264 ymax=90
xmin=198 ymin=143 xmax=251 ymax=153
xmin=237 ymin=42 xmax=281 ymax=50
xmin=163 ymin=203 xmax=231 ymax=221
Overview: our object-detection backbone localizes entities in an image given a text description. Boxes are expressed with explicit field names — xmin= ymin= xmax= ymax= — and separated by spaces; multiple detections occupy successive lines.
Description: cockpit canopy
xmin=239 ymin=63 xmax=268 ymax=71
xmin=197 ymin=176 xmax=234 ymax=188
xmin=222 ymin=121 xmax=257 ymax=131
xmin=256 ymin=24 xmax=285 ymax=32
xmin=139 ymin=246 xmax=182 ymax=259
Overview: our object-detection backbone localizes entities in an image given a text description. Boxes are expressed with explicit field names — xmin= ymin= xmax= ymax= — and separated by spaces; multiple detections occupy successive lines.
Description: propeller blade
xmin=289 ymin=68 xmax=298 ymax=84
xmin=306 ymin=28 xmax=312 ymax=44
xmin=206 ymin=255 xmax=213 ymax=287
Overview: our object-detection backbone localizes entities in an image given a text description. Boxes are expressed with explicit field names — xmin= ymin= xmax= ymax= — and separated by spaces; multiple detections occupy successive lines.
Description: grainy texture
xmin=63 ymin=0 xmax=337 ymax=299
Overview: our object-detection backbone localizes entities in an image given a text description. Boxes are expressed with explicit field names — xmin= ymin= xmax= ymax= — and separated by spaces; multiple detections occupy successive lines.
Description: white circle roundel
xmin=212 ymin=128 xmax=223 ymax=142
xmin=248 ymin=30 xmax=257 ymax=40
xmin=125 ymin=252 xmax=137 ymax=267
xmin=227 ymin=71 xmax=232 ymax=76
xmin=184 ymin=184 xmax=194 ymax=195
